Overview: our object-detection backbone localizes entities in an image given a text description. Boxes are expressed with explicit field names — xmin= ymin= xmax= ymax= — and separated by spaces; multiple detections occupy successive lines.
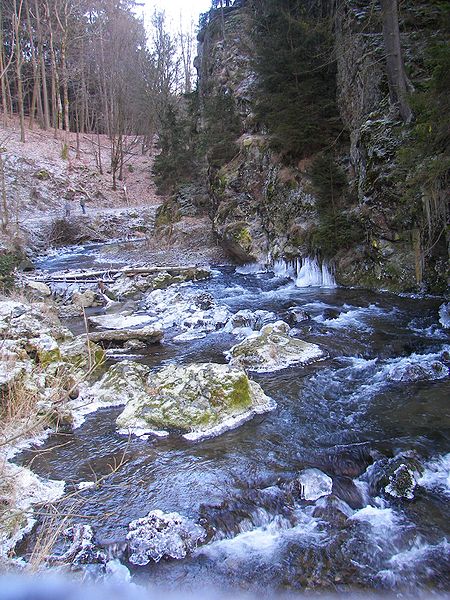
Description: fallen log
xmin=26 ymin=265 xmax=210 ymax=283
xmin=86 ymin=327 xmax=163 ymax=345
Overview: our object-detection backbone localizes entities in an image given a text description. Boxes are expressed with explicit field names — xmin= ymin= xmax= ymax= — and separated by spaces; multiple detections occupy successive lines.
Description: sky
xmin=141 ymin=0 xmax=213 ymax=33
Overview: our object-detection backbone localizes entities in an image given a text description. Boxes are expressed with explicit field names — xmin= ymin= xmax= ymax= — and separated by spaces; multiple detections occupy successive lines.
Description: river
xmin=16 ymin=242 xmax=450 ymax=596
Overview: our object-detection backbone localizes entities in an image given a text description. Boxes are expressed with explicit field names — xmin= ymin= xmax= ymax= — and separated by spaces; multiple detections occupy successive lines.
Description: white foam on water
xmin=418 ymin=453 xmax=450 ymax=498
xmin=314 ymin=303 xmax=394 ymax=332
xmin=439 ymin=302 xmax=450 ymax=329
xmin=382 ymin=347 xmax=450 ymax=382
xmin=410 ymin=324 xmax=449 ymax=340
xmin=377 ymin=538 xmax=450 ymax=588
xmin=235 ymin=263 xmax=267 ymax=275
xmin=198 ymin=509 xmax=323 ymax=562
xmin=350 ymin=505 xmax=402 ymax=530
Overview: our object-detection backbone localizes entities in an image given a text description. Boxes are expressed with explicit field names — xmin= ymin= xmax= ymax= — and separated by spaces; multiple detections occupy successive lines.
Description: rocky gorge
xmin=163 ymin=0 xmax=449 ymax=294
xmin=0 ymin=0 xmax=449 ymax=597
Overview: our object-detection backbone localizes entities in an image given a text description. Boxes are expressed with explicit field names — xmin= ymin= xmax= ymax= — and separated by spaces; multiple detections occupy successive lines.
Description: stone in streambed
xmin=387 ymin=359 xmax=448 ymax=383
xmin=72 ymin=290 xmax=102 ymax=308
xmin=92 ymin=361 xmax=275 ymax=440
xmin=25 ymin=280 xmax=52 ymax=297
xmin=227 ymin=320 xmax=324 ymax=373
xmin=127 ymin=510 xmax=206 ymax=566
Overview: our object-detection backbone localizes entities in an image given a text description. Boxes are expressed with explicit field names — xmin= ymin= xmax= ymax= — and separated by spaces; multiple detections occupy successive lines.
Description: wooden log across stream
xmin=25 ymin=265 xmax=210 ymax=284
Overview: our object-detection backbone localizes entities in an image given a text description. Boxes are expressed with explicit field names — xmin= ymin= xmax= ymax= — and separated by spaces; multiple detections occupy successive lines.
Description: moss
xmin=61 ymin=144 xmax=69 ymax=160
xmin=151 ymin=273 xmax=183 ymax=290
xmin=212 ymin=172 xmax=228 ymax=196
xmin=155 ymin=203 xmax=181 ymax=228
xmin=228 ymin=374 xmax=252 ymax=410
xmin=34 ymin=169 xmax=50 ymax=180
xmin=37 ymin=348 xmax=62 ymax=367
xmin=233 ymin=227 xmax=253 ymax=251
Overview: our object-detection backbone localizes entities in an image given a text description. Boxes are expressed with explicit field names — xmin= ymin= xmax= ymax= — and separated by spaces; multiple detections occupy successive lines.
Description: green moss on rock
xmin=95 ymin=361 xmax=274 ymax=439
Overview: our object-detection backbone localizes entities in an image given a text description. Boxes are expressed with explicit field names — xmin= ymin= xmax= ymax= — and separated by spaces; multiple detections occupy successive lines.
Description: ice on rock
xmin=49 ymin=524 xmax=106 ymax=565
xmin=296 ymin=468 xmax=333 ymax=501
xmin=439 ymin=302 xmax=450 ymax=329
xmin=385 ymin=464 xmax=418 ymax=500
xmin=126 ymin=510 xmax=206 ymax=566
xmin=228 ymin=320 xmax=324 ymax=373
xmin=224 ymin=309 xmax=276 ymax=338
xmin=142 ymin=287 xmax=231 ymax=339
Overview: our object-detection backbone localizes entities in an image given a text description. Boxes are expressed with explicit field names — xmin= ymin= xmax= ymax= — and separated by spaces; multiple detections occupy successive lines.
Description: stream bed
xmin=16 ymin=245 xmax=450 ymax=595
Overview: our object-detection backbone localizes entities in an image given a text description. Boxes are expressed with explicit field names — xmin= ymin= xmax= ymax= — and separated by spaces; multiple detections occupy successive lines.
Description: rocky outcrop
xmin=196 ymin=2 xmax=448 ymax=293
xmin=227 ymin=320 xmax=324 ymax=372
xmin=87 ymin=327 xmax=163 ymax=347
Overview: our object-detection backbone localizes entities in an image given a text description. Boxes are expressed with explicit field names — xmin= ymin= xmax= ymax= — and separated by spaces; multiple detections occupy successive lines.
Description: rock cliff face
xmin=196 ymin=1 xmax=448 ymax=293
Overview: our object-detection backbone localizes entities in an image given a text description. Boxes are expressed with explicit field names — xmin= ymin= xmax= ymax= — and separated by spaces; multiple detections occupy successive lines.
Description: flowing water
xmin=17 ymin=245 xmax=450 ymax=596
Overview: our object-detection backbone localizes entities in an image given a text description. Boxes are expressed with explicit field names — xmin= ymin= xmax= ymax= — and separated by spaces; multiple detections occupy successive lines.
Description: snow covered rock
xmin=127 ymin=509 xmax=206 ymax=565
xmin=385 ymin=464 xmax=419 ymax=500
xmin=227 ymin=320 xmax=324 ymax=372
xmin=99 ymin=361 xmax=275 ymax=440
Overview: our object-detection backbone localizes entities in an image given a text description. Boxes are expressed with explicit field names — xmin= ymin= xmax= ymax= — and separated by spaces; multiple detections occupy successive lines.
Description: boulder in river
xmin=92 ymin=361 xmax=275 ymax=440
xmin=25 ymin=280 xmax=52 ymax=298
xmin=127 ymin=510 xmax=206 ymax=566
xmin=108 ymin=266 xmax=211 ymax=299
xmin=386 ymin=358 xmax=448 ymax=382
xmin=363 ymin=452 xmax=424 ymax=500
xmin=385 ymin=464 xmax=418 ymax=500
xmin=227 ymin=320 xmax=324 ymax=372
xmin=72 ymin=289 xmax=102 ymax=308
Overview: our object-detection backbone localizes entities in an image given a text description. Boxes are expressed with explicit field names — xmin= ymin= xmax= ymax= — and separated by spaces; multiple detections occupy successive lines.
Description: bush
xmin=0 ymin=253 xmax=22 ymax=290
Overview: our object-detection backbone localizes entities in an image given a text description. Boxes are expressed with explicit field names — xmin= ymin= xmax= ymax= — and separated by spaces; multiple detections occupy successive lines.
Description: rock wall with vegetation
xmin=157 ymin=0 xmax=449 ymax=293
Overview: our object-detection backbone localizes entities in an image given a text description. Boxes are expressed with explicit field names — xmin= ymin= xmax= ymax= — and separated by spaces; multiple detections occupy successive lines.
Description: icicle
xmin=270 ymin=256 xmax=336 ymax=288
xmin=321 ymin=263 xmax=337 ymax=288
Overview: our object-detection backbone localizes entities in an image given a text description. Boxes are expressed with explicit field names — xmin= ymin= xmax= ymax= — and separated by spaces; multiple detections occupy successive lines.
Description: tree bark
xmin=380 ymin=0 xmax=412 ymax=123
xmin=13 ymin=0 xmax=26 ymax=142
xmin=35 ymin=0 xmax=51 ymax=129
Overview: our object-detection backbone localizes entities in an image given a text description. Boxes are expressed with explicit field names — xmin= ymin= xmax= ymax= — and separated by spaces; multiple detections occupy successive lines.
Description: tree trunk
xmin=35 ymin=0 xmax=50 ymax=129
xmin=13 ymin=0 xmax=26 ymax=142
xmin=380 ymin=0 xmax=412 ymax=123
xmin=0 ymin=152 xmax=8 ymax=231
xmin=25 ymin=0 xmax=39 ymax=129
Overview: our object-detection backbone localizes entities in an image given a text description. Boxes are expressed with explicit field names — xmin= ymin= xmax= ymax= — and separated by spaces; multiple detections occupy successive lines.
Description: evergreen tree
xmin=252 ymin=0 xmax=342 ymax=161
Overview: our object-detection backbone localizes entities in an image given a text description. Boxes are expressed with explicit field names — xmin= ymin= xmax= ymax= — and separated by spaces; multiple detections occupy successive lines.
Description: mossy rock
xmin=59 ymin=337 xmax=106 ymax=371
xmin=101 ymin=362 xmax=275 ymax=440
xmin=228 ymin=320 xmax=324 ymax=373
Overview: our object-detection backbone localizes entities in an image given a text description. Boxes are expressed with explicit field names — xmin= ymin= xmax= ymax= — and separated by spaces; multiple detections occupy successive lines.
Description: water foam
xmin=418 ymin=453 xmax=450 ymax=498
